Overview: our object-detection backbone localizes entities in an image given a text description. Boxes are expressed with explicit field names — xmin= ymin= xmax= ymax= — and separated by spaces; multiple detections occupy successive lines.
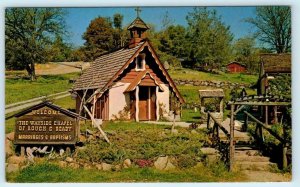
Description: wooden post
xmin=229 ymin=104 xmax=235 ymax=171
xmin=207 ymin=112 xmax=211 ymax=130
xmin=243 ymin=113 xmax=248 ymax=132
xmin=265 ymin=106 xmax=268 ymax=125
xmin=135 ymin=86 xmax=139 ymax=122
xmin=282 ymin=124 xmax=288 ymax=169
xmin=20 ymin=146 xmax=25 ymax=157
xmin=274 ymin=106 xmax=278 ymax=124
xmin=216 ymin=122 xmax=219 ymax=139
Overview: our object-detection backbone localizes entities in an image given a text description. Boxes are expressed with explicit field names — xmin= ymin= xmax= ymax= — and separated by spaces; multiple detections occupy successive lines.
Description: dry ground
xmin=35 ymin=62 xmax=90 ymax=75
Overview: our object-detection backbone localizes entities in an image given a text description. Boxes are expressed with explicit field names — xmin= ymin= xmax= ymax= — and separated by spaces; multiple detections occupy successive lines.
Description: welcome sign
xmin=14 ymin=102 xmax=81 ymax=145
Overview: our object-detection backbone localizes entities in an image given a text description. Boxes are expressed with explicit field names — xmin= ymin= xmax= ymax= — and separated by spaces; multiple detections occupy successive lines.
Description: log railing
xmin=243 ymin=111 xmax=289 ymax=168
xmin=207 ymin=112 xmax=230 ymax=140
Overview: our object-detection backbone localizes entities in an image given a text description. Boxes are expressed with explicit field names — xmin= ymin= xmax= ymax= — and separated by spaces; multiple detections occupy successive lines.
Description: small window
xmin=136 ymin=54 xmax=145 ymax=71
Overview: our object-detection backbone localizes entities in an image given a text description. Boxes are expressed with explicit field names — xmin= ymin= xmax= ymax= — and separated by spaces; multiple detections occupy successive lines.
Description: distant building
xmin=226 ymin=62 xmax=247 ymax=73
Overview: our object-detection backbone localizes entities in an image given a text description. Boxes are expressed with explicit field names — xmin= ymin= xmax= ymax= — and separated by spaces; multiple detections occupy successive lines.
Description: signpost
xmin=14 ymin=102 xmax=82 ymax=146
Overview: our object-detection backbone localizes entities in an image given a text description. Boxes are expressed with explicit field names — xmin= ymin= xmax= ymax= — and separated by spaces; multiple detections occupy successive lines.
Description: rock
xmin=6 ymin=132 xmax=15 ymax=141
xmin=95 ymin=163 xmax=102 ymax=170
xmin=58 ymin=161 xmax=67 ymax=168
xmin=78 ymin=134 xmax=87 ymax=143
xmin=65 ymin=157 xmax=73 ymax=163
xmin=200 ymin=147 xmax=218 ymax=155
xmin=83 ymin=163 xmax=92 ymax=170
xmin=7 ymin=156 xmax=26 ymax=165
xmin=164 ymin=161 xmax=176 ymax=171
xmin=154 ymin=156 xmax=168 ymax=170
xmin=102 ymin=163 xmax=112 ymax=171
xmin=5 ymin=139 xmax=13 ymax=157
xmin=69 ymin=163 xmax=80 ymax=169
xmin=6 ymin=164 xmax=19 ymax=173
xmin=191 ymin=130 xmax=198 ymax=134
xmin=114 ymin=164 xmax=122 ymax=171
xmin=123 ymin=159 xmax=131 ymax=168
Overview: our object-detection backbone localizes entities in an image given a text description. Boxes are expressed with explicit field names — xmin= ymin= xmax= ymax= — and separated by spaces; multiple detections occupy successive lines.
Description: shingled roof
xmin=127 ymin=17 xmax=150 ymax=30
xmin=261 ymin=53 xmax=291 ymax=74
xmin=73 ymin=42 xmax=144 ymax=91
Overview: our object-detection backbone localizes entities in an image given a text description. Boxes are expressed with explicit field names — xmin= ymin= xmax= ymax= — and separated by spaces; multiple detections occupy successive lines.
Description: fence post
xmin=243 ymin=113 xmax=248 ymax=132
xmin=282 ymin=124 xmax=288 ymax=169
xmin=207 ymin=113 xmax=211 ymax=130
xmin=229 ymin=104 xmax=235 ymax=171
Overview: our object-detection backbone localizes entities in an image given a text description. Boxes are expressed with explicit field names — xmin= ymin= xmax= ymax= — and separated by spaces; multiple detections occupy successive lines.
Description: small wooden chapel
xmin=72 ymin=10 xmax=184 ymax=122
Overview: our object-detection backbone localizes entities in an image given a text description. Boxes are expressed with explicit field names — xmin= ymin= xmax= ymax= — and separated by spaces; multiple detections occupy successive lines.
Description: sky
xmin=64 ymin=7 xmax=257 ymax=47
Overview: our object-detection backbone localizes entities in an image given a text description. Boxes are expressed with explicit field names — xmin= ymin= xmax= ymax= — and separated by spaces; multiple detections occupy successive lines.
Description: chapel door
xmin=139 ymin=86 xmax=148 ymax=120
xmin=150 ymin=87 xmax=156 ymax=120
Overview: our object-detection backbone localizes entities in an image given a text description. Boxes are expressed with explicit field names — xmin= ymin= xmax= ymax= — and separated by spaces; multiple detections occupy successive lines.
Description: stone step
xmin=234 ymin=155 xmax=270 ymax=162
xmin=234 ymin=161 xmax=277 ymax=171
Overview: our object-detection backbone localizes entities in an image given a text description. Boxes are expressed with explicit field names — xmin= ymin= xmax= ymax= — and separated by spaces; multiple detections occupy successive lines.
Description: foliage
xmin=268 ymin=74 xmax=291 ymax=97
xmin=246 ymin=6 xmax=291 ymax=53
xmin=82 ymin=14 xmax=129 ymax=61
xmin=47 ymin=35 xmax=72 ymax=62
xmin=185 ymin=8 xmax=233 ymax=68
xmin=232 ymin=36 xmax=260 ymax=73
xmin=76 ymin=122 xmax=208 ymax=164
xmin=5 ymin=8 xmax=67 ymax=80
xmin=177 ymin=155 xmax=197 ymax=169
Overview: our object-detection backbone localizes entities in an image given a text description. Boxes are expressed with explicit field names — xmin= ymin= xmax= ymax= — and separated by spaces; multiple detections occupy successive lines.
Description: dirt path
xmin=35 ymin=62 xmax=90 ymax=75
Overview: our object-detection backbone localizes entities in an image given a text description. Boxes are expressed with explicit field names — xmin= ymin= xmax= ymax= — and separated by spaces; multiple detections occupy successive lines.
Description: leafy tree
xmin=185 ymin=8 xmax=233 ymax=68
xmin=48 ymin=35 xmax=72 ymax=62
xmin=82 ymin=16 xmax=114 ymax=61
xmin=83 ymin=14 xmax=129 ymax=61
xmin=5 ymin=8 xmax=66 ymax=80
xmin=233 ymin=36 xmax=260 ymax=72
xmin=246 ymin=6 xmax=291 ymax=53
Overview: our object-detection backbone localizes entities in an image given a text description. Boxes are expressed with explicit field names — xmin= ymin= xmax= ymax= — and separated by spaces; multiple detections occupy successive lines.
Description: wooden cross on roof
xmin=135 ymin=7 xmax=142 ymax=17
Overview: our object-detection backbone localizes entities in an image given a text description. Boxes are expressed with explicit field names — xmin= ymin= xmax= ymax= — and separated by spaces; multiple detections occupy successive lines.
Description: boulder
xmin=78 ymin=134 xmax=87 ymax=143
xmin=114 ymin=164 xmax=122 ymax=171
xmin=164 ymin=161 xmax=176 ymax=171
xmin=6 ymin=163 xmax=19 ymax=173
xmin=65 ymin=157 xmax=73 ymax=163
xmin=6 ymin=132 xmax=15 ymax=141
xmin=69 ymin=163 xmax=80 ymax=169
xmin=83 ymin=163 xmax=92 ymax=170
xmin=58 ymin=161 xmax=67 ymax=168
xmin=191 ymin=130 xmax=199 ymax=134
xmin=154 ymin=156 xmax=168 ymax=170
xmin=102 ymin=163 xmax=112 ymax=171
xmin=95 ymin=163 xmax=102 ymax=170
xmin=7 ymin=155 xmax=26 ymax=165
xmin=123 ymin=159 xmax=131 ymax=168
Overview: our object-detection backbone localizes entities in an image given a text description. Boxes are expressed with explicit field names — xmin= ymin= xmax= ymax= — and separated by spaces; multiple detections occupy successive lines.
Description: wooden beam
xmin=135 ymin=86 xmax=139 ymax=122
xmin=233 ymin=105 xmax=245 ymax=115
xmin=207 ymin=112 xmax=230 ymax=138
xmin=228 ymin=101 xmax=291 ymax=106
xmin=229 ymin=105 xmax=235 ymax=171
xmin=83 ymin=105 xmax=110 ymax=144
xmin=244 ymin=111 xmax=284 ymax=143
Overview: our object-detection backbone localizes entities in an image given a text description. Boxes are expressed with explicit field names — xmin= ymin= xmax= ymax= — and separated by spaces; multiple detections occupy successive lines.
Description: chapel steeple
xmin=127 ymin=7 xmax=150 ymax=48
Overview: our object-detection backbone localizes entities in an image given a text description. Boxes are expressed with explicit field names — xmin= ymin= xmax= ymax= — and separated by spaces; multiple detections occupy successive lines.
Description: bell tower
xmin=128 ymin=7 xmax=150 ymax=48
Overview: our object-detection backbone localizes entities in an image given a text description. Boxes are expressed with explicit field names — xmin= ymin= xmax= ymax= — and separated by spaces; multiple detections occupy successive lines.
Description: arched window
xmin=136 ymin=54 xmax=145 ymax=71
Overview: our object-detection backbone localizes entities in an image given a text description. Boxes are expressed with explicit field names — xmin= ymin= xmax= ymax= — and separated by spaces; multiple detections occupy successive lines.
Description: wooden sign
xmin=14 ymin=102 xmax=81 ymax=145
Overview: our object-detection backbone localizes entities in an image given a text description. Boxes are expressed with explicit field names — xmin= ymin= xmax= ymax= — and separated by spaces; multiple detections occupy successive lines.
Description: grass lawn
xmin=7 ymin=161 xmax=245 ymax=182
xmin=5 ymin=72 xmax=80 ymax=105
xmin=169 ymin=68 xmax=258 ymax=84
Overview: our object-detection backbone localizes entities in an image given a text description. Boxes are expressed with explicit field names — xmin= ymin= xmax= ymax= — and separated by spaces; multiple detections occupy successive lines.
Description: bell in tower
xmin=128 ymin=7 xmax=150 ymax=48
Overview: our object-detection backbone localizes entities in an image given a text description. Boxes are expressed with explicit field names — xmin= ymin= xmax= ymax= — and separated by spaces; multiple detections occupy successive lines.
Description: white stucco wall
xmin=157 ymin=84 xmax=170 ymax=117
xmin=108 ymin=82 xmax=131 ymax=120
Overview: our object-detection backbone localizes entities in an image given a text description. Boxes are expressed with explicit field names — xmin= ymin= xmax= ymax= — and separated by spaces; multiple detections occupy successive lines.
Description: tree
xmin=246 ymin=6 xmax=291 ymax=53
xmin=83 ymin=15 xmax=128 ymax=61
xmin=185 ymin=8 xmax=233 ymax=69
xmin=48 ymin=35 xmax=72 ymax=62
xmin=82 ymin=17 xmax=114 ymax=61
xmin=233 ymin=36 xmax=260 ymax=72
xmin=5 ymin=8 xmax=66 ymax=80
